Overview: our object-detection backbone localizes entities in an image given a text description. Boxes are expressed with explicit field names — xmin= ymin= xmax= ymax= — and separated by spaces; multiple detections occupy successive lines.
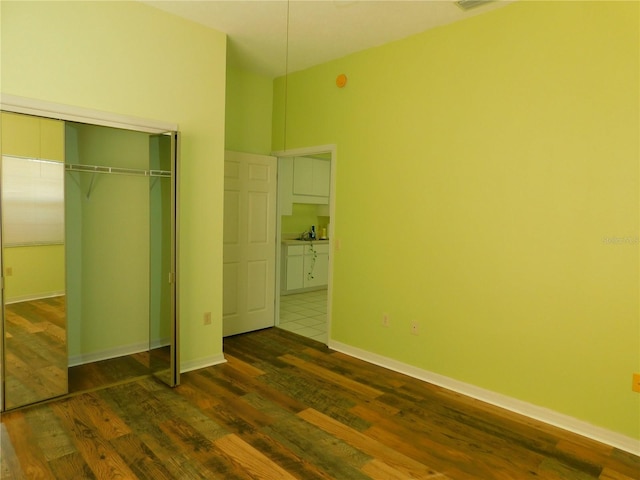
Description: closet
xmin=0 ymin=111 xmax=179 ymax=411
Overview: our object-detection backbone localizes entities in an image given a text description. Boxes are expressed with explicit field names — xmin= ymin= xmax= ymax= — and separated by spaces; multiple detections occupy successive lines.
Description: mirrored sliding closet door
xmin=0 ymin=112 xmax=68 ymax=409
xmin=1 ymin=111 xmax=179 ymax=411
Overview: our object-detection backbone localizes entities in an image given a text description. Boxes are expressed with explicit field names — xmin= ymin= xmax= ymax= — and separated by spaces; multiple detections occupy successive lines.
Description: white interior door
xmin=223 ymin=151 xmax=277 ymax=337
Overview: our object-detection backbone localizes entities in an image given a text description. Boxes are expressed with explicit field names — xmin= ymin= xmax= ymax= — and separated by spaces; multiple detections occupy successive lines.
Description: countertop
xmin=282 ymin=238 xmax=329 ymax=245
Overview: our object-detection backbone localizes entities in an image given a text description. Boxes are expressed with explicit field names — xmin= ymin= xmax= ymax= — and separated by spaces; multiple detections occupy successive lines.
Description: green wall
xmin=273 ymin=2 xmax=639 ymax=439
xmin=65 ymin=123 xmax=151 ymax=359
xmin=2 ymin=245 xmax=65 ymax=302
xmin=225 ymin=65 xmax=274 ymax=154
xmin=1 ymin=0 xmax=227 ymax=367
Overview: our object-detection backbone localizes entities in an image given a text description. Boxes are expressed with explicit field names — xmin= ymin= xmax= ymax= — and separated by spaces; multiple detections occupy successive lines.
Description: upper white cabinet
xmin=277 ymin=156 xmax=330 ymax=215
xmin=292 ymin=157 xmax=330 ymax=204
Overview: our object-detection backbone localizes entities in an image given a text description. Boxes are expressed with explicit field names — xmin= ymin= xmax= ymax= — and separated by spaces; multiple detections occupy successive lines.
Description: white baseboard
xmin=150 ymin=338 xmax=171 ymax=350
xmin=68 ymin=340 xmax=227 ymax=375
xmin=5 ymin=291 xmax=65 ymax=304
xmin=68 ymin=341 xmax=150 ymax=367
xmin=328 ymin=340 xmax=640 ymax=456
xmin=68 ymin=338 xmax=170 ymax=367
xmin=180 ymin=353 xmax=227 ymax=374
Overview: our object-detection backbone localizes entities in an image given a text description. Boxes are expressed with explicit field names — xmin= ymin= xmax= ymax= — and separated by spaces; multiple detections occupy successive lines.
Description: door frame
xmin=272 ymin=144 xmax=337 ymax=343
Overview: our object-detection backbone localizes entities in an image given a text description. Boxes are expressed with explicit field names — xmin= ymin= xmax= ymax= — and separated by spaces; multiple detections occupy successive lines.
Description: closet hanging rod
xmin=65 ymin=163 xmax=171 ymax=177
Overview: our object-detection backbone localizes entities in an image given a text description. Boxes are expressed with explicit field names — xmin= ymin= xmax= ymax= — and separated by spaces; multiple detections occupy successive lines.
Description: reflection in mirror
xmin=149 ymin=133 xmax=178 ymax=386
xmin=1 ymin=155 xmax=68 ymax=409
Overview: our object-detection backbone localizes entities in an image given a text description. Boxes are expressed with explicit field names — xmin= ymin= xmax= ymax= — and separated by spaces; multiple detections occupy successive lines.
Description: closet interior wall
xmin=66 ymin=123 xmax=152 ymax=365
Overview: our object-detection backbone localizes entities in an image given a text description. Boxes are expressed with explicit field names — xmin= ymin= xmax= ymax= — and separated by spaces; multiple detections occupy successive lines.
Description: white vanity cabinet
xmin=281 ymin=242 xmax=329 ymax=293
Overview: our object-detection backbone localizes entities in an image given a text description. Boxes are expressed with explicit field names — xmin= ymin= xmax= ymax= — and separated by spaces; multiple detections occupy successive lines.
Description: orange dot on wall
xmin=336 ymin=74 xmax=347 ymax=88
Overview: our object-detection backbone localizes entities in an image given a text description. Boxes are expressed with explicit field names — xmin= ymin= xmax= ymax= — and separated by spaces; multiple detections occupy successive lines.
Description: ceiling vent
xmin=455 ymin=0 xmax=494 ymax=11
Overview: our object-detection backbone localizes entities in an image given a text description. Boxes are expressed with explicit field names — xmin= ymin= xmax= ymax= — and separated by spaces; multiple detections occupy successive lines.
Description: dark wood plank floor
xmin=68 ymin=351 xmax=151 ymax=393
xmin=3 ymin=296 xmax=68 ymax=409
xmin=3 ymin=296 xmax=161 ymax=404
xmin=1 ymin=327 xmax=638 ymax=479
xmin=69 ymin=345 xmax=170 ymax=393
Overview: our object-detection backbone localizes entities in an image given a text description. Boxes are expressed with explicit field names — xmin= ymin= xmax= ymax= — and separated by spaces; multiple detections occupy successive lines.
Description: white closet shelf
xmin=65 ymin=163 xmax=171 ymax=177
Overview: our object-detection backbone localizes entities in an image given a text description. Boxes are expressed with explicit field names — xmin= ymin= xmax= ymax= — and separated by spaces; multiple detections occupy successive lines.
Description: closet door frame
xmin=167 ymin=131 xmax=180 ymax=387
xmin=1 ymin=94 xmax=177 ymax=134
xmin=0 ymin=95 xmax=181 ymax=400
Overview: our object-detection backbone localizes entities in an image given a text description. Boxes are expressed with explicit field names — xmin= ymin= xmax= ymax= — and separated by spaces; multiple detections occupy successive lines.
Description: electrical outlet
xmin=203 ymin=312 xmax=212 ymax=325
xmin=5 ymin=267 xmax=12 ymax=276
xmin=382 ymin=313 xmax=390 ymax=327
xmin=411 ymin=320 xmax=419 ymax=335
xmin=633 ymin=373 xmax=640 ymax=393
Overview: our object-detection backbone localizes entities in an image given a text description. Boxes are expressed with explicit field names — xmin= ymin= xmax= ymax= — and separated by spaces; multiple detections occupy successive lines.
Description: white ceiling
xmin=143 ymin=0 xmax=512 ymax=78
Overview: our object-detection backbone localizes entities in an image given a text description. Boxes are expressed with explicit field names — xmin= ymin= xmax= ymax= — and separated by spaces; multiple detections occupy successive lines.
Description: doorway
xmin=274 ymin=146 xmax=336 ymax=345
xmin=221 ymin=146 xmax=335 ymax=345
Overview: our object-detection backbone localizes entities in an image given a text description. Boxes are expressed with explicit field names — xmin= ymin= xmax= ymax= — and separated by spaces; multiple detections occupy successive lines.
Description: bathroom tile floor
xmin=278 ymin=289 xmax=327 ymax=344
